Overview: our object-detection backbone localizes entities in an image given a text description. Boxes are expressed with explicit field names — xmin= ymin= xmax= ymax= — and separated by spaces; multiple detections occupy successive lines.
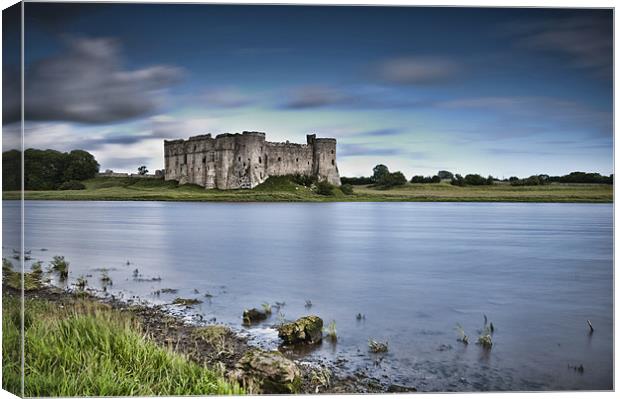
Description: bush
xmin=340 ymin=184 xmax=354 ymax=195
xmin=451 ymin=174 xmax=465 ymax=186
xmin=410 ymin=175 xmax=441 ymax=184
xmin=315 ymin=180 xmax=335 ymax=196
xmin=340 ymin=176 xmax=373 ymax=185
xmin=58 ymin=181 xmax=86 ymax=190
xmin=377 ymin=171 xmax=407 ymax=188
xmin=463 ymin=174 xmax=489 ymax=186
xmin=291 ymin=174 xmax=317 ymax=187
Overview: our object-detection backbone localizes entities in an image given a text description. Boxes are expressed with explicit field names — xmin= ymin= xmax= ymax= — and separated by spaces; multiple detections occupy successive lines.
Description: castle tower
xmin=308 ymin=134 xmax=340 ymax=186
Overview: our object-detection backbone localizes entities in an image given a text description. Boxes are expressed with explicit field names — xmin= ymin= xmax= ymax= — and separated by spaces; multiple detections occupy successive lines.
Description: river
xmin=2 ymin=200 xmax=613 ymax=391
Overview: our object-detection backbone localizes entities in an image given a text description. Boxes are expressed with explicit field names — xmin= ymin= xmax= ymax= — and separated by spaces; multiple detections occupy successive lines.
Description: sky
xmin=2 ymin=3 xmax=614 ymax=178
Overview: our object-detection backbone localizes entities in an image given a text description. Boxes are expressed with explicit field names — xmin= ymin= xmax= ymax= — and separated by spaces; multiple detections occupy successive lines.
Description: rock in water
xmin=229 ymin=349 xmax=301 ymax=394
xmin=243 ymin=308 xmax=269 ymax=324
xmin=278 ymin=315 xmax=323 ymax=345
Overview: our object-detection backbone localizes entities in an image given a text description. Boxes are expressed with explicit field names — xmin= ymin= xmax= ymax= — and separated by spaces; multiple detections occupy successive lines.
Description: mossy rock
xmin=243 ymin=308 xmax=269 ymax=324
xmin=229 ymin=349 xmax=301 ymax=394
xmin=277 ymin=315 xmax=323 ymax=345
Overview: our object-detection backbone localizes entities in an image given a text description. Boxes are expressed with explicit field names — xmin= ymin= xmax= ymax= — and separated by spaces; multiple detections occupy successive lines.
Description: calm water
xmin=2 ymin=201 xmax=613 ymax=391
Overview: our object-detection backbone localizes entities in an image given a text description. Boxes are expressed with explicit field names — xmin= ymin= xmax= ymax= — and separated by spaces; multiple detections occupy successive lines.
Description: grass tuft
xmin=1 ymin=294 xmax=243 ymax=396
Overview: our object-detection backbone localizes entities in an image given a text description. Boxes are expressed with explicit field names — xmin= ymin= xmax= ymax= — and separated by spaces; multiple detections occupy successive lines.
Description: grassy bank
xmin=2 ymin=268 xmax=243 ymax=396
xmin=1 ymin=176 xmax=613 ymax=203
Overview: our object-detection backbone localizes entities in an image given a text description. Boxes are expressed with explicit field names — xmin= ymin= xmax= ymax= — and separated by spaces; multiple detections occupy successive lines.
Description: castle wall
xmin=164 ymin=131 xmax=340 ymax=190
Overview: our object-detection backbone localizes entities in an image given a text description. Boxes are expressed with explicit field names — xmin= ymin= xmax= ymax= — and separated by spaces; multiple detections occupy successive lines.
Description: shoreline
xmin=1 ymin=177 xmax=613 ymax=204
xmin=2 ymin=280 xmax=397 ymax=395
xmin=2 ymin=195 xmax=614 ymax=204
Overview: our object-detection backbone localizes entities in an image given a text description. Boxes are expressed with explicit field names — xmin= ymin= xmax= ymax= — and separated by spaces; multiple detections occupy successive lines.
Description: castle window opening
xmin=332 ymin=159 xmax=335 ymax=165
xmin=184 ymin=154 xmax=187 ymax=164
xmin=243 ymin=162 xmax=246 ymax=167
xmin=259 ymin=157 xmax=262 ymax=164
xmin=202 ymin=156 xmax=206 ymax=164
xmin=193 ymin=145 xmax=196 ymax=151
xmin=331 ymin=150 xmax=334 ymax=154
xmin=296 ymin=158 xmax=299 ymax=162
xmin=238 ymin=156 xmax=241 ymax=162
xmin=278 ymin=157 xmax=282 ymax=162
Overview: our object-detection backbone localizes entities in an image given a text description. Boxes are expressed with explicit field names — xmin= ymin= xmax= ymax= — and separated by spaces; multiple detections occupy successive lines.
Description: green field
xmin=2 ymin=176 xmax=613 ymax=203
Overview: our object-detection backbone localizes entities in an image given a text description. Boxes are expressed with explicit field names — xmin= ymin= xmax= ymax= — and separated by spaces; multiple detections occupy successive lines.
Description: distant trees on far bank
xmin=2 ymin=149 xmax=99 ymax=190
xmin=340 ymin=167 xmax=613 ymax=188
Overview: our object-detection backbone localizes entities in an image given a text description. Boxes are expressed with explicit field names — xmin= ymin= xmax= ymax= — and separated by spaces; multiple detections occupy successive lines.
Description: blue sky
xmin=3 ymin=3 xmax=613 ymax=178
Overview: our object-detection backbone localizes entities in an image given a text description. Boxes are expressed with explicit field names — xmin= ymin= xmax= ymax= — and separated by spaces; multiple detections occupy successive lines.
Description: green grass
xmin=2 ymin=176 xmax=613 ymax=203
xmin=1 ymin=293 xmax=243 ymax=396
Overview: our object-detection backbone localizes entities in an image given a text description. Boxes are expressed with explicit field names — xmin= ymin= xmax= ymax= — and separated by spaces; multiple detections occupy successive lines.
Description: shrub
xmin=340 ymin=184 xmax=354 ymax=195
xmin=58 ymin=180 xmax=86 ymax=190
xmin=315 ymin=180 xmax=335 ymax=196
xmin=291 ymin=174 xmax=317 ymax=187
xmin=340 ymin=176 xmax=373 ymax=185
xmin=377 ymin=171 xmax=407 ymax=188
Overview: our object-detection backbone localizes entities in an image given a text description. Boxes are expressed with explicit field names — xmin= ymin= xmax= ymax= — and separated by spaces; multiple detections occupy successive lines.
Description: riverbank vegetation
xmin=2 ymin=174 xmax=612 ymax=203
xmin=1 ymin=265 xmax=243 ymax=396
xmin=2 ymin=150 xmax=613 ymax=202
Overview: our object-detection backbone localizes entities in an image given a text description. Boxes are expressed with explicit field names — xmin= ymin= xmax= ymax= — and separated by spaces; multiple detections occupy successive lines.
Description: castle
xmin=164 ymin=132 xmax=340 ymax=190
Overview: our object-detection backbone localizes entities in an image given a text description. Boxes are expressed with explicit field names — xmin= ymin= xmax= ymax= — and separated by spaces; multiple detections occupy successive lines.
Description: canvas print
xmin=1 ymin=2 xmax=614 ymax=396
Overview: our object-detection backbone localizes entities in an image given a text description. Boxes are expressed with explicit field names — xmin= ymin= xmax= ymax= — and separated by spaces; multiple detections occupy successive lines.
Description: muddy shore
xmin=7 ymin=283 xmax=416 ymax=394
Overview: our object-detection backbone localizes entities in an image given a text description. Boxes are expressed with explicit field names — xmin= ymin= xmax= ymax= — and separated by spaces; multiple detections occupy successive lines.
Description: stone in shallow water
xmin=243 ymin=308 xmax=270 ymax=324
xmin=277 ymin=315 xmax=323 ymax=345
xmin=229 ymin=349 xmax=301 ymax=394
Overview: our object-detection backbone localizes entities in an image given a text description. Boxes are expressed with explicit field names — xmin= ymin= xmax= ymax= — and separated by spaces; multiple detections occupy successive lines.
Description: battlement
xmin=163 ymin=131 xmax=339 ymax=189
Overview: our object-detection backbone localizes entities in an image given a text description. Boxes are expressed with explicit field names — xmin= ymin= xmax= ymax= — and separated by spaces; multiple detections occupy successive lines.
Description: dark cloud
xmin=355 ymin=128 xmax=402 ymax=137
xmin=375 ymin=56 xmax=460 ymax=85
xmin=5 ymin=36 xmax=184 ymax=124
xmin=280 ymin=85 xmax=434 ymax=110
xmin=281 ymin=86 xmax=345 ymax=109
xmin=511 ymin=14 xmax=612 ymax=78
xmin=25 ymin=3 xmax=94 ymax=32
xmin=80 ymin=132 xmax=168 ymax=150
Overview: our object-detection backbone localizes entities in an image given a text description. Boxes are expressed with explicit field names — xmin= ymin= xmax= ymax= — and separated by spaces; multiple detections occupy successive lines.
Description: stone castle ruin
xmin=164 ymin=132 xmax=340 ymax=190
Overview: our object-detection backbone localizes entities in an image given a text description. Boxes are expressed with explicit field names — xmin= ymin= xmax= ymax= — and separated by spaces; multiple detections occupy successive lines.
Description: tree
xmin=437 ymin=170 xmax=453 ymax=180
xmin=464 ymin=174 xmax=488 ymax=186
xmin=378 ymin=171 xmax=407 ymax=188
xmin=64 ymin=150 xmax=99 ymax=181
xmin=137 ymin=165 xmax=149 ymax=176
xmin=372 ymin=164 xmax=390 ymax=183
xmin=2 ymin=150 xmax=21 ymax=191
xmin=451 ymin=174 xmax=465 ymax=186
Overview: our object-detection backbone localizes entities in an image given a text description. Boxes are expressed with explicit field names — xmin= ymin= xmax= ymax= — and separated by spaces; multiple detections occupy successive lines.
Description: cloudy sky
xmin=2 ymin=3 xmax=613 ymax=178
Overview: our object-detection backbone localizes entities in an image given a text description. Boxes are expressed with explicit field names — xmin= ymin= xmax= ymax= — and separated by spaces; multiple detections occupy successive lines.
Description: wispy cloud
xmin=509 ymin=14 xmax=612 ymax=78
xmin=279 ymin=84 xmax=433 ymax=110
xmin=280 ymin=86 xmax=345 ymax=109
xmin=200 ymin=87 xmax=255 ymax=108
xmin=355 ymin=128 xmax=403 ymax=137
xmin=374 ymin=56 xmax=460 ymax=85
xmin=437 ymin=96 xmax=612 ymax=138
xmin=6 ymin=36 xmax=184 ymax=124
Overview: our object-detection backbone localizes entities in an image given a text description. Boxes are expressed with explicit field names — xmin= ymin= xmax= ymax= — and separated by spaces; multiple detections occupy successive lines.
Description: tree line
xmin=2 ymin=149 xmax=99 ymax=190
xmin=340 ymin=165 xmax=614 ymax=188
